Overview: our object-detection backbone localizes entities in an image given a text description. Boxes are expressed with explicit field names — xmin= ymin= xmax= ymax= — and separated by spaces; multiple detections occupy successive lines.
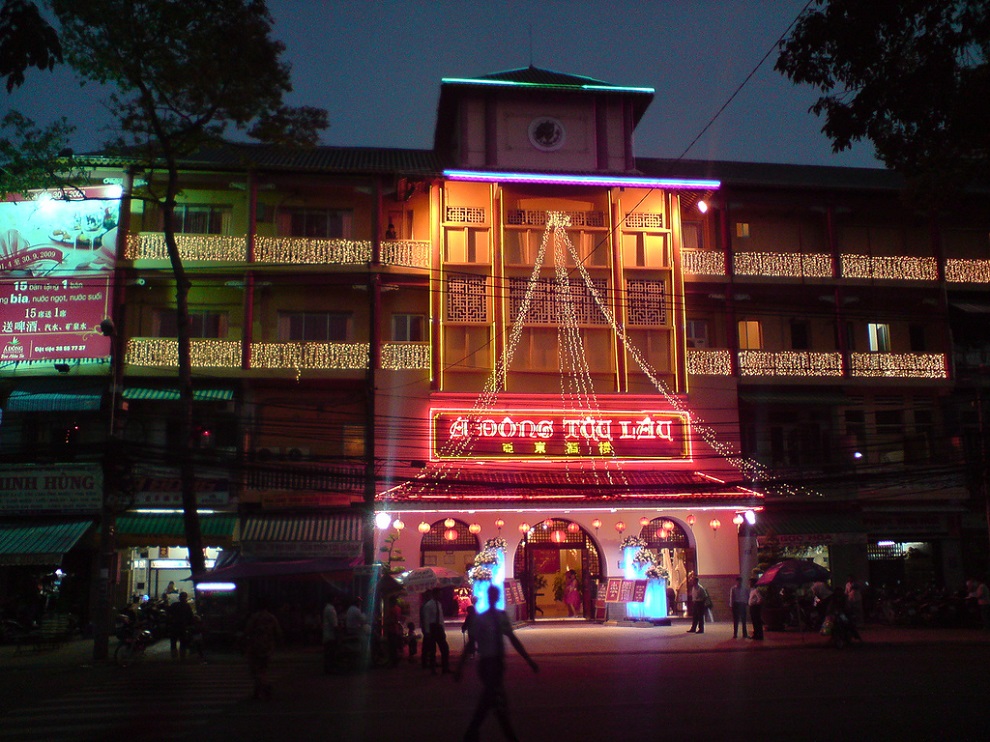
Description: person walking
xmin=421 ymin=589 xmax=450 ymax=673
xmin=243 ymin=599 xmax=282 ymax=700
xmin=455 ymin=584 xmax=538 ymax=742
xmin=967 ymin=578 xmax=990 ymax=630
xmin=749 ymin=578 xmax=764 ymax=640
xmin=729 ymin=577 xmax=749 ymax=638
xmin=686 ymin=577 xmax=710 ymax=633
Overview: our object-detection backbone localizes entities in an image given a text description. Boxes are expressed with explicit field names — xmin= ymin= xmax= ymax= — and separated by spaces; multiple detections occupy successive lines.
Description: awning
xmin=115 ymin=513 xmax=237 ymax=548
xmin=122 ymin=387 xmax=234 ymax=402
xmin=754 ymin=511 xmax=866 ymax=547
xmin=0 ymin=520 xmax=93 ymax=566
xmin=240 ymin=513 xmax=364 ymax=559
xmin=5 ymin=380 xmax=105 ymax=413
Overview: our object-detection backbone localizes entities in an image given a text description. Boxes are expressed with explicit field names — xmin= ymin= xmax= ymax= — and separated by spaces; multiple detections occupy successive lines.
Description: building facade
xmin=2 ymin=66 xmax=987 ymax=627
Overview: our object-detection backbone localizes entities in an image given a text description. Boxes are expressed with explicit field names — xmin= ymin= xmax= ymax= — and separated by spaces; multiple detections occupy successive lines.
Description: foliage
xmin=0 ymin=111 xmax=85 ymax=197
xmin=378 ymin=533 xmax=406 ymax=575
xmin=0 ymin=0 xmax=61 ymax=92
xmin=775 ymin=0 xmax=990 ymax=203
xmin=619 ymin=535 xmax=648 ymax=549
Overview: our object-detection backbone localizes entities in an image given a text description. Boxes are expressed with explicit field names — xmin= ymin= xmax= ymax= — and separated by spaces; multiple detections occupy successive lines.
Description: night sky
xmin=6 ymin=0 xmax=882 ymax=169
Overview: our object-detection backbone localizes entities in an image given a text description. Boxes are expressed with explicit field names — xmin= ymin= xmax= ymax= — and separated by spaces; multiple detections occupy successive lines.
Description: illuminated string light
xmin=687 ymin=349 xmax=732 ymax=376
xmin=681 ymin=249 xmax=726 ymax=276
xmin=380 ymin=240 xmax=431 ymax=268
xmin=945 ymin=259 xmax=990 ymax=284
xmin=125 ymin=338 xmax=241 ymax=368
xmin=840 ymin=254 xmax=937 ymax=281
xmin=849 ymin=352 xmax=947 ymax=379
xmin=125 ymin=233 xmax=247 ymax=262
xmin=738 ymin=351 xmax=843 ymax=377
xmin=251 ymin=342 xmax=370 ymax=371
xmin=381 ymin=343 xmax=431 ymax=370
xmin=733 ymin=252 xmax=832 ymax=278
xmin=254 ymin=236 xmax=371 ymax=264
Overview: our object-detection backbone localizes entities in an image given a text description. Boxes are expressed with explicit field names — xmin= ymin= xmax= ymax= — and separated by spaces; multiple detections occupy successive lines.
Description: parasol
xmin=756 ymin=559 xmax=830 ymax=588
xmin=397 ymin=566 xmax=467 ymax=593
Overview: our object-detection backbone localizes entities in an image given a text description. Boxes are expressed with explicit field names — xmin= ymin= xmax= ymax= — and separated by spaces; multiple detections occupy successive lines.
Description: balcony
xmin=381 ymin=342 xmax=431 ymax=370
xmin=125 ymin=338 xmax=241 ymax=368
xmin=250 ymin=342 xmax=370 ymax=370
xmin=734 ymin=252 xmax=832 ymax=279
xmin=687 ymin=349 xmax=949 ymax=379
xmin=945 ymin=258 xmax=990 ymax=284
xmin=126 ymin=233 xmax=431 ymax=269
xmin=682 ymin=250 xmax=940 ymax=282
xmin=840 ymin=254 xmax=937 ymax=281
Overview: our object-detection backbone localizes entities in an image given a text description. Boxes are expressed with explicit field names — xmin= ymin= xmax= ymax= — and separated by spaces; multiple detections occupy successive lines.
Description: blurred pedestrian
xmin=749 ymin=578 xmax=764 ymax=641
xmin=686 ymin=577 xmax=710 ymax=634
xmin=244 ymin=599 xmax=282 ymax=700
xmin=455 ymin=584 xmax=538 ymax=742
xmin=167 ymin=591 xmax=194 ymax=661
xmin=966 ymin=578 xmax=990 ymax=630
xmin=421 ymin=589 xmax=450 ymax=673
xmin=322 ymin=596 xmax=339 ymax=674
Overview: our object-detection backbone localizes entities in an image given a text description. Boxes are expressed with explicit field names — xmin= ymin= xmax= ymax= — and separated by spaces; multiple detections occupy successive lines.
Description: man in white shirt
xmin=729 ymin=577 xmax=749 ymax=638
xmin=749 ymin=578 xmax=764 ymax=640
xmin=420 ymin=589 xmax=450 ymax=673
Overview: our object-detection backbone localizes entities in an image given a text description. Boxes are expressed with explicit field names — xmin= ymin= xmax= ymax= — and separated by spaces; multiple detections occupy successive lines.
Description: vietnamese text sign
xmin=431 ymin=408 xmax=691 ymax=460
xmin=0 ymin=191 xmax=120 ymax=362
xmin=0 ymin=465 xmax=102 ymax=513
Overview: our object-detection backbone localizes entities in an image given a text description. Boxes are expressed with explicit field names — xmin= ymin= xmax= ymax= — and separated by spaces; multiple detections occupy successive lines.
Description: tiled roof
xmin=380 ymin=467 xmax=761 ymax=507
xmin=178 ymin=143 xmax=443 ymax=175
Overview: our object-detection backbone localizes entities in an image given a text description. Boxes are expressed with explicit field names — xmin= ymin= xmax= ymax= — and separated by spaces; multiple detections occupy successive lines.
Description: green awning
xmin=115 ymin=513 xmax=236 ymax=547
xmin=0 ymin=520 xmax=93 ymax=565
xmin=122 ymin=388 xmax=234 ymax=402
xmin=6 ymin=381 xmax=106 ymax=412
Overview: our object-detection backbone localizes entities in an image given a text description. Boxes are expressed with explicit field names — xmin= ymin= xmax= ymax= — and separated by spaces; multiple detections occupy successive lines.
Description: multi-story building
xmin=2 ymin=65 xmax=986 ymax=627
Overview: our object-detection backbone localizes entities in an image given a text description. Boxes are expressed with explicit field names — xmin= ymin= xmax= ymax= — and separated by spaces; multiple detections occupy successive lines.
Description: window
xmin=868 ymin=323 xmax=891 ymax=352
xmin=279 ymin=312 xmax=352 ymax=342
xmin=790 ymin=321 xmax=810 ymax=350
xmin=446 ymin=275 xmax=489 ymax=322
xmin=621 ymin=232 xmax=667 ymax=267
xmin=627 ymin=280 xmax=667 ymax=326
xmin=735 ymin=223 xmax=750 ymax=239
xmin=444 ymin=326 xmax=490 ymax=369
xmin=392 ymin=314 xmax=426 ymax=342
xmin=737 ymin=320 xmax=763 ymax=350
xmin=682 ymin=222 xmax=704 ymax=251
xmin=278 ymin=208 xmax=353 ymax=239
xmin=445 ymin=227 xmax=489 ymax=263
xmin=909 ymin=324 xmax=926 ymax=352
xmin=686 ymin=319 xmax=710 ymax=348
xmin=154 ymin=309 xmax=227 ymax=338
xmin=152 ymin=204 xmax=233 ymax=234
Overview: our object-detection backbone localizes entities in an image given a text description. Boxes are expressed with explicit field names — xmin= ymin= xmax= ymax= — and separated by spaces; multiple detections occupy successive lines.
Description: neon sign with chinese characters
xmin=431 ymin=408 xmax=692 ymax=461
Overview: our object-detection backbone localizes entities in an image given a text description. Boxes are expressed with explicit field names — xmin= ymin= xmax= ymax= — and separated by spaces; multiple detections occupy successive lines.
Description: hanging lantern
xmin=709 ymin=518 xmax=721 ymax=534
xmin=444 ymin=528 xmax=458 ymax=541
xmin=418 ymin=522 xmax=431 ymax=534
xmin=393 ymin=518 xmax=405 ymax=531
xmin=687 ymin=514 xmax=696 ymax=527
xmin=494 ymin=518 xmax=505 ymax=532
xmin=614 ymin=521 xmax=626 ymax=534
xmin=518 ymin=522 xmax=531 ymax=535
xmin=661 ymin=520 xmax=675 ymax=531
xmin=639 ymin=516 xmax=650 ymax=527
xmin=591 ymin=518 xmax=602 ymax=532
xmin=657 ymin=528 xmax=668 ymax=540
xmin=469 ymin=523 xmax=482 ymax=535
xmin=551 ymin=530 xmax=566 ymax=543
xmin=567 ymin=521 xmax=581 ymax=534
xmin=444 ymin=518 xmax=456 ymax=528
xmin=374 ymin=512 xmax=392 ymax=530
xmin=732 ymin=514 xmax=744 ymax=527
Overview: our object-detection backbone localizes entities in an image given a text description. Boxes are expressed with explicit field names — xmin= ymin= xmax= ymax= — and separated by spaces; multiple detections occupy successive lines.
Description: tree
xmin=46 ymin=0 xmax=328 ymax=579
xmin=0 ymin=0 xmax=61 ymax=92
xmin=775 ymin=0 xmax=990 ymax=202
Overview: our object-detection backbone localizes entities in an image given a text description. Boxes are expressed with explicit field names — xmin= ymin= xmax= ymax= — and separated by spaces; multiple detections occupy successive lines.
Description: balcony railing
xmin=687 ymin=348 xmax=949 ymax=379
xmin=126 ymin=233 xmax=431 ymax=268
xmin=250 ymin=342 xmax=370 ymax=370
xmin=683 ymin=249 xmax=941 ymax=282
xmin=945 ymin=258 xmax=990 ymax=284
xmin=124 ymin=338 xmax=241 ymax=368
xmin=381 ymin=342 xmax=431 ymax=369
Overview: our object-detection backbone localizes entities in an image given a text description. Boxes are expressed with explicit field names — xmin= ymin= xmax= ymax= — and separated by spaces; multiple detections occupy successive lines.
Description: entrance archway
xmin=642 ymin=517 xmax=694 ymax=616
xmin=513 ymin=518 xmax=603 ymax=620
xmin=418 ymin=519 xmax=479 ymax=618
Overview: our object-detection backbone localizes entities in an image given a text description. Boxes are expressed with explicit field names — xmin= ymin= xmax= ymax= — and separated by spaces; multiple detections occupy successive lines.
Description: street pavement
xmin=2 ymin=619 xmax=988 ymax=741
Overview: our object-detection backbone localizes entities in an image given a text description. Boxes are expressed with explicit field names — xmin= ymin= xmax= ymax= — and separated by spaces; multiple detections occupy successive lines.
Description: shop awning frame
xmin=5 ymin=381 xmax=106 ymax=413
xmin=115 ymin=513 xmax=237 ymax=548
xmin=239 ymin=513 xmax=365 ymax=559
xmin=122 ymin=387 xmax=234 ymax=402
xmin=0 ymin=520 xmax=93 ymax=566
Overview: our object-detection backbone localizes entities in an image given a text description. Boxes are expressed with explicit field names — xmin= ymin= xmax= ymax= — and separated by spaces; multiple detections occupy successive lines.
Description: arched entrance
xmin=419 ymin=519 xmax=479 ymax=618
xmin=642 ymin=517 xmax=694 ymax=616
xmin=513 ymin=518 xmax=603 ymax=620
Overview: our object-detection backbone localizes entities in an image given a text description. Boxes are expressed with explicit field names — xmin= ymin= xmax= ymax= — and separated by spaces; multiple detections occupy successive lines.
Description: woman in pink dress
xmin=563 ymin=570 xmax=582 ymax=617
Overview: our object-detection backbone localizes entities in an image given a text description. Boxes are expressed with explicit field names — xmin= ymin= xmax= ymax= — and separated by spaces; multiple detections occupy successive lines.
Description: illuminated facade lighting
xmin=738 ymin=350 xmax=843 ymax=377
xmin=733 ymin=252 xmax=832 ymax=279
xmin=443 ymin=169 xmax=720 ymax=190
xmin=841 ymin=254 xmax=937 ymax=281
xmin=682 ymin=249 xmax=727 ymax=276
xmin=849 ymin=352 xmax=948 ymax=379
xmin=687 ymin=349 xmax=733 ymax=376
xmin=946 ymin=258 xmax=990 ymax=283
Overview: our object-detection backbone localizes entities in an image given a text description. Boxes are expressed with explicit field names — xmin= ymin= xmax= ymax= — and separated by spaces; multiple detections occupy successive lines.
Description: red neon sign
xmin=430 ymin=408 xmax=691 ymax=461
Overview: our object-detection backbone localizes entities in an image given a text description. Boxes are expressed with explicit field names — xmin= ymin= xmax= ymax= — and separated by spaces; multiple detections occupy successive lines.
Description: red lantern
xmin=418 ymin=522 xmax=431 ymax=534
xmin=518 ymin=522 xmax=531 ymax=535
xmin=469 ymin=523 xmax=482 ymax=535
xmin=639 ymin=516 xmax=650 ymax=527
xmin=591 ymin=518 xmax=602 ymax=531
xmin=444 ymin=528 xmax=458 ymax=541
xmin=687 ymin=514 xmax=696 ymax=527
xmin=658 ymin=528 xmax=668 ymax=540
xmin=494 ymin=518 xmax=505 ymax=532
xmin=614 ymin=521 xmax=626 ymax=534
xmin=709 ymin=518 xmax=721 ymax=534
xmin=444 ymin=518 xmax=456 ymax=528
xmin=551 ymin=530 xmax=566 ymax=543
xmin=661 ymin=520 xmax=675 ymax=531
xmin=732 ymin=514 xmax=744 ymax=527
xmin=393 ymin=518 xmax=405 ymax=531
xmin=567 ymin=522 xmax=580 ymax=534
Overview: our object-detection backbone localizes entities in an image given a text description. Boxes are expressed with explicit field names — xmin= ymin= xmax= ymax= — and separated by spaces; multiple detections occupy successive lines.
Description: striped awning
xmin=122 ymin=388 xmax=234 ymax=402
xmin=115 ymin=513 xmax=237 ymax=548
xmin=6 ymin=382 xmax=105 ymax=412
xmin=240 ymin=514 xmax=364 ymax=559
xmin=0 ymin=520 xmax=93 ymax=565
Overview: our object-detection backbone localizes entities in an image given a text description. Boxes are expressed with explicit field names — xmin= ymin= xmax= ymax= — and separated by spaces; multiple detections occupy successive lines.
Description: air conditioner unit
xmin=286 ymin=447 xmax=310 ymax=461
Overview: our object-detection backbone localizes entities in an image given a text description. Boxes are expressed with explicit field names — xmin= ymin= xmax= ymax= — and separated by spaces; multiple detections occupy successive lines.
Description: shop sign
xmin=131 ymin=467 xmax=230 ymax=507
xmin=431 ymin=408 xmax=691 ymax=460
xmin=0 ymin=464 xmax=102 ymax=513
xmin=603 ymin=577 xmax=649 ymax=603
xmin=0 ymin=191 xmax=121 ymax=362
xmin=503 ymin=579 xmax=525 ymax=606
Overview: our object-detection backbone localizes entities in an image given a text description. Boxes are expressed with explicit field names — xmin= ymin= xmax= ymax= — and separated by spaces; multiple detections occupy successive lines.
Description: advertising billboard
xmin=0 ymin=189 xmax=120 ymax=362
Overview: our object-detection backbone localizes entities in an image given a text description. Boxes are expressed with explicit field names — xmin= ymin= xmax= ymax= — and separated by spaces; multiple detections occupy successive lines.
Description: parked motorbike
xmin=114 ymin=613 xmax=159 ymax=666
